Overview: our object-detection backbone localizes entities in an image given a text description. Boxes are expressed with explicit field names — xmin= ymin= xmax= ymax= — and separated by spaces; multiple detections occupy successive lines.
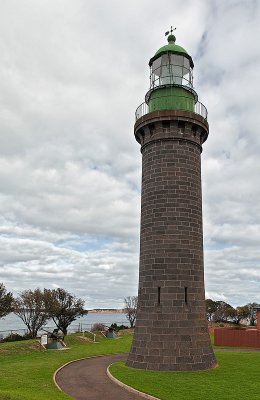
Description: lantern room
xmin=149 ymin=34 xmax=194 ymax=90
xmin=133 ymin=29 xmax=209 ymax=120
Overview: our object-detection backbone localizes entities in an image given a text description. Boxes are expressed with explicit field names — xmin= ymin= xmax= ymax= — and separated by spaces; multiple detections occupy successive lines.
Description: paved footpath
xmin=55 ymin=353 xmax=142 ymax=400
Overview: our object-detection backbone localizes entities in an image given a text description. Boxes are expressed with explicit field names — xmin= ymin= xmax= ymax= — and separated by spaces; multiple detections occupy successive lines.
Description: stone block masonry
xmin=127 ymin=110 xmax=216 ymax=371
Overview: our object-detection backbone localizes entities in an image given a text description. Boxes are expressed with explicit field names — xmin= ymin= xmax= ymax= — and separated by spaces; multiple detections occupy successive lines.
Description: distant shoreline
xmin=88 ymin=309 xmax=124 ymax=314
xmin=0 ymin=312 xmax=129 ymax=335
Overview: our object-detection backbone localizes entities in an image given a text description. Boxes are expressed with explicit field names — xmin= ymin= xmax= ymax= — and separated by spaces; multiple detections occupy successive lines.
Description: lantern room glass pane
xmin=150 ymin=53 xmax=193 ymax=89
xmin=182 ymin=69 xmax=191 ymax=87
xmin=171 ymin=66 xmax=182 ymax=85
xmin=160 ymin=65 xmax=171 ymax=85
xmin=184 ymin=57 xmax=190 ymax=69
xmin=161 ymin=54 xmax=169 ymax=66
xmin=171 ymin=65 xmax=182 ymax=77
xmin=152 ymin=57 xmax=162 ymax=75
xmin=171 ymin=54 xmax=184 ymax=66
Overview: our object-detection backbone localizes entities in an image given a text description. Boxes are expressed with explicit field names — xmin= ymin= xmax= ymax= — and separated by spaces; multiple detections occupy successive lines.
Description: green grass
xmin=0 ymin=332 xmax=132 ymax=400
xmin=109 ymin=352 xmax=260 ymax=400
xmin=1 ymin=331 xmax=259 ymax=400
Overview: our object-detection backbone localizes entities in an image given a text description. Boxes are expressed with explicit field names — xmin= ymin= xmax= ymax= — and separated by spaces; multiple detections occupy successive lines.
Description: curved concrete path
xmin=55 ymin=353 xmax=142 ymax=400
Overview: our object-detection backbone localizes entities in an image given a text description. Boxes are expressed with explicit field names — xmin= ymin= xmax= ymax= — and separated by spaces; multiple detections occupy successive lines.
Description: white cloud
xmin=0 ymin=0 xmax=259 ymax=310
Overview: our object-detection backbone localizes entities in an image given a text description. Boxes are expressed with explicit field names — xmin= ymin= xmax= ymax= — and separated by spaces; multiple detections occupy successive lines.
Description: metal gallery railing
xmin=135 ymin=95 xmax=208 ymax=121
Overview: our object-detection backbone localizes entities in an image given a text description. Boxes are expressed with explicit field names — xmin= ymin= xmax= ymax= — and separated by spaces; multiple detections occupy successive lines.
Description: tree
xmin=13 ymin=288 xmax=49 ymax=338
xmin=246 ymin=303 xmax=259 ymax=326
xmin=213 ymin=301 xmax=235 ymax=323
xmin=231 ymin=306 xmax=250 ymax=325
xmin=0 ymin=283 xmax=13 ymax=319
xmin=205 ymin=299 xmax=217 ymax=321
xmin=124 ymin=296 xmax=138 ymax=328
xmin=44 ymin=288 xmax=86 ymax=335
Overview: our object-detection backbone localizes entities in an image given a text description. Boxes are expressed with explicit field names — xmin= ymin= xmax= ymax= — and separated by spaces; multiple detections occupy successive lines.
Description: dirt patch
xmin=77 ymin=336 xmax=94 ymax=342
xmin=117 ymin=329 xmax=134 ymax=337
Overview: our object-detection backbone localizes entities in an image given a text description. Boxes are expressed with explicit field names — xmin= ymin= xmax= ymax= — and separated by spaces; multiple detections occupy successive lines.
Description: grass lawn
xmin=1 ymin=331 xmax=259 ymax=400
xmin=109 ymin=352 xmax=260 ymax=400
xmin=0 ymin=331 xmax=132 ymax=400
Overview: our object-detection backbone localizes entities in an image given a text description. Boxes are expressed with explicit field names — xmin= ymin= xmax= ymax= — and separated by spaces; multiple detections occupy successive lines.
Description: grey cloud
xmin=0 ymin=0 xmax=259 ymax=308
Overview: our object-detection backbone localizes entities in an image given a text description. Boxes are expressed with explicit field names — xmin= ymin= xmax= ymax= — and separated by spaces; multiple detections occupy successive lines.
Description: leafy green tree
xmin=13 ymin=288 xmax=48 ymax=338
xmin=44 ymin=288 xmax=86 ymax=335
xmin=0 ymin=283 xmax=13 ymax=319
xmin=205 ymin=299 xmax=218 ymax=321
xmin=213 ymin=301 xmax=235 ymax=323
xmin=232 ymin=306 xmax=250 ymax=325
xmin=124 ymin=296 xmax=138 ymax=328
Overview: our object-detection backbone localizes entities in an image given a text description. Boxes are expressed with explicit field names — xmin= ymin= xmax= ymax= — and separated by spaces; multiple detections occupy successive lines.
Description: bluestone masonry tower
xmin=127 ymin=29 xmax=216 ymax=371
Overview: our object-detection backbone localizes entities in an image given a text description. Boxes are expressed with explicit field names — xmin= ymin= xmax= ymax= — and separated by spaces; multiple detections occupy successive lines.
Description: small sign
xmin=41 ymin=334 xmax=48 ymax=346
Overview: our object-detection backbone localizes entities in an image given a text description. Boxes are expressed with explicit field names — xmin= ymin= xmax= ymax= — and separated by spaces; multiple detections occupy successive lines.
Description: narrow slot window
xmin=184 ymin=287 xmax=188 ymax=305
xmin=149 ymin=123 xmax=155 ymax=135
xmin=178 ymin=121 xmax=185 ymax=133
xmin=162 ymin=121 xmax=170 ymax=130
xmin=158 ymin=287 xmax=161 ymax=305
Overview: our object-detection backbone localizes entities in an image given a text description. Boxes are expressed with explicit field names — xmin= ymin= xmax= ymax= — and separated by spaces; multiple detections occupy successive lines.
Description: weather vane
xmin=165 ymin=26 xmax=176 ymax=36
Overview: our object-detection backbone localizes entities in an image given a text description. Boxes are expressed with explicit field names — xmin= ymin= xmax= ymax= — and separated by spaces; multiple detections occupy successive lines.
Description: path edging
xmin=107 ymin=363 xmax=160 ymax=400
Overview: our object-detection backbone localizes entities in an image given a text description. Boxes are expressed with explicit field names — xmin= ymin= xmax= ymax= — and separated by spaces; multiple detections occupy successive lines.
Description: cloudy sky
xmin=0 ymin=0 xmax=259 ymax=309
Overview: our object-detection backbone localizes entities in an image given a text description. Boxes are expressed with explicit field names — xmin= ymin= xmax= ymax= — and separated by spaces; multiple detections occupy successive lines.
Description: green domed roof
xmin=155 ymin=43 xmax=188 ymax=56
xmin=149 ymin=35 xmax=194 ymax=68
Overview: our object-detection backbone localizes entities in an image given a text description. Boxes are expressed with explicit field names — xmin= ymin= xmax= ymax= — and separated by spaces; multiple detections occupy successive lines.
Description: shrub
xmin=2 ymin=332 xmax=33 ymax=342
xmin=91 ymin=323 xmax=106 ymax=332
xmin=110 ymin=323 xmax=128 ymax=332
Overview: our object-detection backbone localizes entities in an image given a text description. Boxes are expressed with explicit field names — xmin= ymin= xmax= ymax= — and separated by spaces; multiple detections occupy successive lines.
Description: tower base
xmin=127 ymin=320 xmax=216 ymax=371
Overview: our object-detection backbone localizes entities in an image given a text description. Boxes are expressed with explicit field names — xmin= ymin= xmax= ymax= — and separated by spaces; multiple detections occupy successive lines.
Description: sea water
xmin=0 ymin=312 xmax=129 ymax=336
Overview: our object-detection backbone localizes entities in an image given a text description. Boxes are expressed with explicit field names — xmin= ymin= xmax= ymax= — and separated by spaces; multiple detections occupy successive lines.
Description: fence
xmin=214 ymin=327 xmax=260 ymax=348
xmin=0 ymin=321 xmax=130 ymax=341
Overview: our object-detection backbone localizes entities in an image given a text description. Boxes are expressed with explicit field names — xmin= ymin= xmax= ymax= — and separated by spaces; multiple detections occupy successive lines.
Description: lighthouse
xmin=127 ymin=29 xmax=216 ymax=371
